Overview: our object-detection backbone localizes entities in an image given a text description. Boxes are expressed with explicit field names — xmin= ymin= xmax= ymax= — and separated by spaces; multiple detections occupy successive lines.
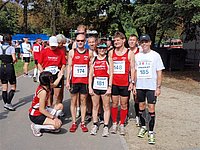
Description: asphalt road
xmin=0 ymin=73 xmax=128 ymax=150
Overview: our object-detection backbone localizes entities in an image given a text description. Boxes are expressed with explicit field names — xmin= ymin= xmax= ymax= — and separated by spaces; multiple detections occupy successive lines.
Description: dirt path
xmin=125 ymin=86 xmax=200 ymax=150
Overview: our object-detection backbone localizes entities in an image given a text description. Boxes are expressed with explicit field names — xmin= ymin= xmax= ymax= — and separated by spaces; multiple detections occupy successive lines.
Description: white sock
xmin=77 ymin=107 xmax=80 ymax=111
xmin=34 ymin=124 xmax=55 ymax=130
xmin=149 ymin=131 xmax=154 ymax=134
xmin=55 ymin=109 xmax=62 ymax=117
xmin=33 ymin=68 xmax=38 ymax=77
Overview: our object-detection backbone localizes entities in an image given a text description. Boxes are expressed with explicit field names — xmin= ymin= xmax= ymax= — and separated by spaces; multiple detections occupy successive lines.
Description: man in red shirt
xmin=32 ymin=38 xmax=43 ymax=82
xmin=38 ymin=36 xmax=66 ymax=105
xmin=66 ymin=34 xmax=93 ymax=133
xmin=109 ymin=32 xmax=135 ymax=135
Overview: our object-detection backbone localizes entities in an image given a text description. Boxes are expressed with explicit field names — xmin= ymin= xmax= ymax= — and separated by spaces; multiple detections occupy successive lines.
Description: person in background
xmin=14 ymin=40 xmax=21 ymax=60
xmin=0 ymin=34 xmax=17 ymax=111
xmin=21 ymin=37 xmax=32 ymax=77
xmin=128 ymin=34 xmax=140 ymax=126
xmin=32 ymin=38 xmax=43 ymax=82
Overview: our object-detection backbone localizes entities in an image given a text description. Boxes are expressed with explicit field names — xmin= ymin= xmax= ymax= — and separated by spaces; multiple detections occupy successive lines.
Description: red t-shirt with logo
xmin=32 ymin=43 xmax=42 ymax=60
xmin=93 ymin=57 xmax=109 ymax=77
xmin=38 ymin=47 xmax=66 ymax=69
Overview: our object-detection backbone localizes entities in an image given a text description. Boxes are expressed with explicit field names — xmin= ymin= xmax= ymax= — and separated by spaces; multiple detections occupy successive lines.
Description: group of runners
xmin=0 ymin=24 xmax=165 ymax=145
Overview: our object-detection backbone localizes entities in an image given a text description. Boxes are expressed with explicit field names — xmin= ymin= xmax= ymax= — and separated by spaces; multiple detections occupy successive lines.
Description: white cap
xmin=56 ymin=34 xmax=66 ymax=43
xmin=0 ymin=35 xmax=3 ymax=42
xmin=49 ymin=36 xmax=58 ymax=46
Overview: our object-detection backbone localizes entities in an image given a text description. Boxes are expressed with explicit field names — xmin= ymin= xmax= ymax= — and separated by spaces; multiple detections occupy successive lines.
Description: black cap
xmin=139 ymin=34 xmax=151 ymax=41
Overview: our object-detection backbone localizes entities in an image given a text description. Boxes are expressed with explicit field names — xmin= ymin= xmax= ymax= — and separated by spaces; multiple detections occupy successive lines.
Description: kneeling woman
xmin=29 ymin=71 xmax=64 ymax=137
xmin=89 ymin=42 xmax=113 ymax=137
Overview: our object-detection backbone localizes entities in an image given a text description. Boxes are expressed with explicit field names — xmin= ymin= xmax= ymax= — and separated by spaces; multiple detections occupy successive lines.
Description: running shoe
xmin=80 ymin=122 xmax=88 ymax=132
xmin=138 ymin=127 xmax=147 ymax=138
xmin=148 ymin=133 xmax=156 ymax=144
xmin=31 ymin=123 xmax=42 ymax=137
xmin=135 ymin=116 xmax=140 ymax=127
xmin=119 ymin=124 xmax=125 ymax=135
xmin=90 ymin=125 xmax=98 ymax=135
xmin=102 ymin=127 xmax=109 ymax=137
xmin=69 ymin=123 xmax=77 ymax=132
xmin=4 ymin=103 xmax=15 ymax=111
xmin=111 ymin=123 xmax=118 ymax=134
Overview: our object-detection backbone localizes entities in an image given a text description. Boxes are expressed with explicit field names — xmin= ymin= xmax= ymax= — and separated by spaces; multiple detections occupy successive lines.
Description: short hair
xmin=77 ymin=24 xmax=87 ymax=32
xmin=114 ymin=31 xmax=125 ymax=39
xmin=88 ymin=36 xmax=97 ymax=42
xmin=129 ymin=34 xmax=138 ymax=39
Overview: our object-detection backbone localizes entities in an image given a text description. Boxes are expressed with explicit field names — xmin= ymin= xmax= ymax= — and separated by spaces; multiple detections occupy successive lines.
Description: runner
xmin=21 ymin=37 xmax=32 ymax=77
xmin=29 ymin=71 xmax=64 ymax=137
xmin=66 ymin=33 xmax=93 ymax=133
xmin=134 ymin=34 xmax=165 ymax=144
xmin=109 ymin=32 xmax=135 ymax=135
xmin=0 ymin=34 xmax=17 ymax=111
xmin=32 ymin=38 xmax=43 ymax=82
xmin=128 ymin=34 xmax=140 ymax=126
xmin=38 ymin=36 xmax=66 ymax=105
xmin=89 ymin=42 xmax=113 ymax=137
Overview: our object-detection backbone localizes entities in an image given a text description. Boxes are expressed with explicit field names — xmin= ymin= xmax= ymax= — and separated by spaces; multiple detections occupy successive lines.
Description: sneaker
xmin=31 ymin=123 xmax=42 ymax=137
xmin=33 ymin=77 xmax=37 ymax=82
xmin=135 ymin=116 xmax=140 ymax=127
xmin=138 ymin=127 xmax=147 ymax=138
xmin=69 ymin=123 xmax=77 ymax=132
xmin=4 ymin=103 xmax=15 ymax=111
xmin=148 ymin=133 xmax=156 ymax=144
xmin=119 ymin=124 xmax=125 ymax=135
xmin=102 ymin=127 xmax=109 ymax=137
xmin=111 ymin=123 xmax=118 ymax=134
xmin=90 ymin=125 xmax=98 ymax=135
xmin=80 ymin=122 xmax=88 ymax=132
xmin=27 ymin=74 xmax=33 ymax=78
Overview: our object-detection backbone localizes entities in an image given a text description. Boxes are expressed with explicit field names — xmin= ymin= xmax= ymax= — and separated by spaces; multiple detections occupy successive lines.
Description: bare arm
xmin=38 ymin=90 xmax=54 ymax=119
xmin=88 ymin=60 xmax=94 ymax=95
xmin=155 ymin=70 xmax=162 ymax=96
xmin=108 ymin=56 xmax=113 ymax=86
xmin=66 ymin=50 xmax=73 ymax=90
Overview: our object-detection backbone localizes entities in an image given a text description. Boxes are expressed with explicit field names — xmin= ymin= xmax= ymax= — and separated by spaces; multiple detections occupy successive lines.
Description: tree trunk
xmin=145 ymin=23 xmax=157 ymax=48
xmin=0 ymin=0 xmax=9 ymax=11
xmin=23 ymin=0 xmax=28 ymax=34
xmin=51 ymin=0 xmax=56 ymax=35
xmin=158 ymin=30 xmax=165 ymax=48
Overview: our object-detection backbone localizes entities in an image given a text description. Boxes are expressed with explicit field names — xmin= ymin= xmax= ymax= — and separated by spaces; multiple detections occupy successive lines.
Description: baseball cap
xmin=49 ymin=36 xmax=58 ymax=46
xmin=139 ymin=34 xmax=151 ymax=41
xmin=56 ymin=34 xmax=66 ymax=43
xmin=97 ymin=43 xmax=107 ymax=48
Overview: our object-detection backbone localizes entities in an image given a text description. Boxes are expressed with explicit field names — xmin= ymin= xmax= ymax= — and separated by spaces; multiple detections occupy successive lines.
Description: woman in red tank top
xmin=29 ymin=71 xmax=64 ymax=137
xmin=88 ymin=42 xmax=113 ymax=137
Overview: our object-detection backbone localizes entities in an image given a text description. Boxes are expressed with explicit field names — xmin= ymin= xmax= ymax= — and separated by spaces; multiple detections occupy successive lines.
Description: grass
xmin=14 ymin=59 xmax=35 ymax=76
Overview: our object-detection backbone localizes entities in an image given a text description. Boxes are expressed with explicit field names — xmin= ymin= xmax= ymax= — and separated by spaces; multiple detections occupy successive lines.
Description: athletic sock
xmin=93 ymin=122 xmax=98 ymax=126
xmin=134 ymin=103 xmax=139 ymax=117
xmin=149 ymin=112 xmax=155 ymax=131
xmin=103 ymin=124 xmax=108 ymax=128
xmin=120 ymin=109 xmax=128 ymax=125
xmin=7 ymin=90 xmax=15 ymax=104
xmin=139 ymin=109 xmax=146 ymax=126
xmin=33 ymin=68 xmax=37 ymax=77
xmin=111 ymin=107 xmax=118 ymax=123
xmin=2 ymin=91 xmax=8 ymax=104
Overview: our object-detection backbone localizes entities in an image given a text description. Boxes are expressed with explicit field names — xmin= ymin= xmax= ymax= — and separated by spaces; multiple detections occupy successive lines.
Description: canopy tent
xmin=12 ymin=34 xmax=49 ymax=41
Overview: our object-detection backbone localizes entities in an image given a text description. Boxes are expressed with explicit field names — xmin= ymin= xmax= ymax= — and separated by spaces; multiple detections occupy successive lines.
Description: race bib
xmin=23 ymin=53 xmax=30 ymax=57
xmin=73 ymin=64 xmax=88 ymax=77
xmin=113 ymin=61 xmax=125 ymax=74
xmin=137 ymin=61 xmax=153 ymax=78
xmin=93 ymin=77 xmax=108 ymax=90
xmin=33 ymin=46 xmax=40 ymax=52
xmin=44 ymin=66 xmax=60 ymax=75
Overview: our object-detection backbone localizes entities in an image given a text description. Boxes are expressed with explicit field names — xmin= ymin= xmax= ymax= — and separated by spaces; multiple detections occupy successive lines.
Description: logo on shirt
xmin=75 ymin=56 xmax=80 ymax=59
xmin=48 ymin=56 xmax=58 ymax=61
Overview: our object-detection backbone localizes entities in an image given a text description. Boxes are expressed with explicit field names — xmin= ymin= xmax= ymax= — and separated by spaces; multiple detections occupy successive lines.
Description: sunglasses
xmin=77 ymin=40 xmax=84 ymax=42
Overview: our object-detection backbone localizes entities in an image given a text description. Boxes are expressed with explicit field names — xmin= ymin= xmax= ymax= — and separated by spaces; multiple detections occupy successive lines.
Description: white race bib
xmin=137 ymin=61 xmax=153 ymax=78
xmin=44 ymin=66 xmax=60 ymax=75
xmin=113 ymin=61 xmax=125 ymax=74
xmin=93 ymin=77 xmax=108 ymax=90
xmin=33 ymin=46 xmax=40 ymax=52
xmin=73 ymin=64 xmax=88 ymax=77
xmin=23 ymin=53 xmax=30 ymax=57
